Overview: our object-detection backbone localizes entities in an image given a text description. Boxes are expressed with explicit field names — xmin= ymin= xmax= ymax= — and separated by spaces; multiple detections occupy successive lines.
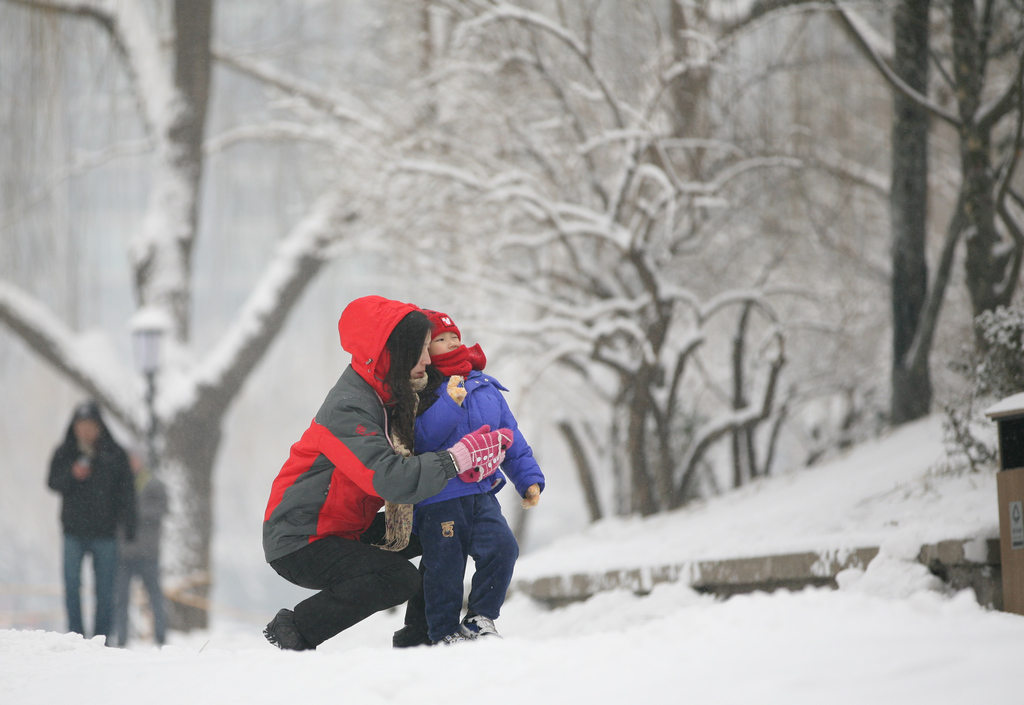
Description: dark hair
xmin=384 ymin=310 xmax=432 ymax=449
xmin=416 ymin=367 xmax=445 ymax=416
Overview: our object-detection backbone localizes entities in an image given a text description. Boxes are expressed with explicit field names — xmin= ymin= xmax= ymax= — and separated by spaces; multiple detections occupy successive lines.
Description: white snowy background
xmin=2 ymin=3 xmax=1022 ymax=703
xmin=3 ymin=415 xmax=1021 ymax=705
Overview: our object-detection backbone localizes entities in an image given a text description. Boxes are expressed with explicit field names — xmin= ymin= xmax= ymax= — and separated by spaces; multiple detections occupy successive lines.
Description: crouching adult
xmin=262 ymin=296 xmax=511 ymax=650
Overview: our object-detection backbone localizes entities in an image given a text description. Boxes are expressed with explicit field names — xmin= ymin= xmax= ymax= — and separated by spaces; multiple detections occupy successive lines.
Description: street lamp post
xmin=131 ymin=310 xmax=168 ymax=472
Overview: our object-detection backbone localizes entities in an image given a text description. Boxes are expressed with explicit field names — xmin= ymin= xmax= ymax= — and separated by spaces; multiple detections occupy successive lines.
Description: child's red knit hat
xmin=424 ymin=310 xmax=461 ymax=340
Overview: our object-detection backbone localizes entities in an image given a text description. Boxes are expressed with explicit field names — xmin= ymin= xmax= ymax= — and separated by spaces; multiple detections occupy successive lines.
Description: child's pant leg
xmin=466 ymin=492 xmax=519 ymax=621
xmin=417 ymin=498 xmax=472 ymax=642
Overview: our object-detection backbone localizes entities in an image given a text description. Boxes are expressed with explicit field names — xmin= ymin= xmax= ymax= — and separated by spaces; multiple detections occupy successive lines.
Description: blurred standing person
xmin=113 ymin=449 xmax=169 ymax=647
xmin=47 ymin=400 xmax=137 ymax=644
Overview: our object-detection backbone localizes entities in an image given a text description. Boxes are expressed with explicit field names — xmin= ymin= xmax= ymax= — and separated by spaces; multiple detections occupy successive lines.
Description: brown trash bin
xmin=986 ymin=394 xmax=1024 ymax=615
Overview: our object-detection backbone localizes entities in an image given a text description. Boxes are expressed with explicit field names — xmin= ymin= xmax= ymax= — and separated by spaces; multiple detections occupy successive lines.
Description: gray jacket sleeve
xmin=320 ymin=385 xmax=457 ymax=505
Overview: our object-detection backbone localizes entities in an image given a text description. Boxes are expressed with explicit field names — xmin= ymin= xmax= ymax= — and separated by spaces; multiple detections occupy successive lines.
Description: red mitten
xmin=448 ymin=425 xmax=514 ymax=483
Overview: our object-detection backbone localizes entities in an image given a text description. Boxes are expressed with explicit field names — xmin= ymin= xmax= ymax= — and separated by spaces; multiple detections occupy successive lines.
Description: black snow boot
xmin=392 ymin=623 xmax=431 ymax=648
xmin=393 ymin=563 xmax=431 ymax=648
xmin=264 ymin=608 xmax=313 ymax=651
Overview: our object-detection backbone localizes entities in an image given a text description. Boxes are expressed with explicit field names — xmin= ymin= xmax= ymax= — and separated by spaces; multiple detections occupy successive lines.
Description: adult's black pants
xmin=270 ymin=514 xmax=422 ymax=647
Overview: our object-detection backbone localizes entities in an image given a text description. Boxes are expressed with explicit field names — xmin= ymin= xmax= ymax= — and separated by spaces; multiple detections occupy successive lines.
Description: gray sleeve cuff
xmin=437 ymin=451 xmax=459 ymax=480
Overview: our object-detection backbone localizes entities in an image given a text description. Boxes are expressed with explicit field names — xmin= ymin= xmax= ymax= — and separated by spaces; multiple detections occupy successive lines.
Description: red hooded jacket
xmin=262 ymin=296 xmax=457 ymax=562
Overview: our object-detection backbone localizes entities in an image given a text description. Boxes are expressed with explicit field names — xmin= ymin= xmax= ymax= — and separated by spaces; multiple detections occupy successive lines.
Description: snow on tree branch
xmin=396 ymin=159 xmax=490 ymax=191
xmin=454 ymin=1 xmax=626 ymax=128
xmin=0 ymin=281 xmax=139 ymax=432
xmin=699 ymin=156 xmax=804 ymax=196
xmin=535 ymin=295 xmax=655 ymax=323
xmin=492 ymin=188 xmax=634 ymax=250
xmin=175 ymin=190 xmax=360 ymax=418
xmin=109 ymin=0 xmax=175 ymax=136
xmin=978 ymin=48 xmax=1024 ymax=130
xmin=456 ymin=2 xmax=588 ymax=65
xmin=213 ymin=49 xmax=386 ymax=135
xmin=674 ymin=328 xmax=785 ymax=501
xmin=395 ymin=159 xmax=636 ymax=250
xmin=801 ymin=147 xmax=889 ymax=197
xmin=578 ymin=130 xmax=663 ymax=156
xmin=205 ymin=122 xmax=344 ymax=156
xmin=695 ymin=289 xmax=779 ymax=326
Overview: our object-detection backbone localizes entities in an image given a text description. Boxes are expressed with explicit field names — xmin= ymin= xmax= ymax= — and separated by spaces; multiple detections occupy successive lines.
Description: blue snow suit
xmin=413 ymin=370 xmax=545 ymax=641
xmin=415 ymin=371 xmax=544 ymax=506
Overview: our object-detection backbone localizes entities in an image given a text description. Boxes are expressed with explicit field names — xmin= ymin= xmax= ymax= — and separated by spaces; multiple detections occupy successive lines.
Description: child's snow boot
xmin=460 ymin=614 xmax=500 ymax=639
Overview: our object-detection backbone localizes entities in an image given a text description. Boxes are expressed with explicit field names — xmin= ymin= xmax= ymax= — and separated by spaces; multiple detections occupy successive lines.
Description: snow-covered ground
xmin=3 ymin=416 xmax=1021 ymax=705
xmin=512 ymin=415 xmax=999 ymax=581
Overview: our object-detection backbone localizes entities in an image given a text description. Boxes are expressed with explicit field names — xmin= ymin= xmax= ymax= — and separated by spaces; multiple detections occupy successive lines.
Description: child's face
xmin=429 ymin=331 xmax=461 ymax=356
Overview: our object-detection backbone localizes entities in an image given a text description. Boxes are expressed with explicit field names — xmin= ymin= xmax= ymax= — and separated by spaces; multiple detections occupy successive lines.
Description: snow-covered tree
xmin=384 ymin=1 xmax=824 ymax=517
xmin=0 ymin=0 xmax=378 ymax=628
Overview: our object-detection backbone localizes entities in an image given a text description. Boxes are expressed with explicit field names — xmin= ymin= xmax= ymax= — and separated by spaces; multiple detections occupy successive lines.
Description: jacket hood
xmin=338 ymin=296 xmax=420 ymax=401
xmin=62 ymin=399 xmax=117 ymax=450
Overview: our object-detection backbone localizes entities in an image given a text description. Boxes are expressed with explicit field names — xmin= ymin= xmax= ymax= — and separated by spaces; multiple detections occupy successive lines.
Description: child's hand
xmin=521 ymin=483 xmax=541 ymax=509
xmin=447 ymin=376 xmax=467 ymax=405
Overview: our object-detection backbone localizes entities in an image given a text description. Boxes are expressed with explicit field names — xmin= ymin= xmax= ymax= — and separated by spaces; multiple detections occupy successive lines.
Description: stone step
xmin=511 ymin=538 xmax=1003 ymax=609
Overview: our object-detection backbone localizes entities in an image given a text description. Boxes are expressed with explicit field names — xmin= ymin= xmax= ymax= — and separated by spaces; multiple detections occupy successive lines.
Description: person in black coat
xmin=48 ymin=400 xmax=136 ymax=644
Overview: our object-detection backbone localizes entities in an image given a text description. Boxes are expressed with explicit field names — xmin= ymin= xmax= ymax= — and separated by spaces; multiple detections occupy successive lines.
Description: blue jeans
xmin=415 ymin=493 xmax=519 ymax=642
xmin=62 ymin=535 xmax=118 ymax=641
xmin=114 ymin=558 xmax=167 ymax=646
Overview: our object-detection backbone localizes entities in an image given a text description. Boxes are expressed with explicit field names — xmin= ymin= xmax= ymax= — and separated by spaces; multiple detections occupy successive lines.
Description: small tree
xmin=943 ymin=302 xmax=1024 ymax=472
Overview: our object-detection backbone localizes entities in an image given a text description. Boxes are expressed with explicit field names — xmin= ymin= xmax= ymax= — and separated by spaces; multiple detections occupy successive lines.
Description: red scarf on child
xmin=431 ymin=343 xmax=487 ymax=377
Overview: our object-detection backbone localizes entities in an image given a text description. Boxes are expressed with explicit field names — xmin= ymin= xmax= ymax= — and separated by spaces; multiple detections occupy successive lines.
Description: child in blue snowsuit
xmin=414 ymin=310 xmax=545 ymax=644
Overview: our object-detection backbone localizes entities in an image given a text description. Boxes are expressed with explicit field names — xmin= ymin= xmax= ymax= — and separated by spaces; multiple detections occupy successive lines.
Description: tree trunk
xmin=951 ymin=0 xmax=1015 ymax=331
xmin=171 ymin=0 xmax=213 ymax=224
xmin=731 ymin=303 xmax=752 ymax=487
xmin=161 ymin=409 xmax=220 ymax=629
xmin=134 ymin=0 xmax=214 ymax=338
xmin=668 ymin=0 xmax=711 ymax=165
xmin=626 ymin=369 xmax=657 ymax=516
xmin=558 ymin=421 xmax=603 ymax=523
xmin=150 ymin=0 xmax=216 ymax=630
xmin=889 ymin=0 xmax=932 ymax=425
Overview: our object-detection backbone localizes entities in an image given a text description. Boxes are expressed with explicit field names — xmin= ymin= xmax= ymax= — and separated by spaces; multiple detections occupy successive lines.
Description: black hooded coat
xmin=47 ymin=403 xmax=137 ymax=540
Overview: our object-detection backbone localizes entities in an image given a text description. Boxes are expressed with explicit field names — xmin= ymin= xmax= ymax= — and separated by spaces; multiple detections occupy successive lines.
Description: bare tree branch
xmin=454 ymin=0 xmax=626 ymax=128
xmin=830 ymin=0 xmax=961 ymax=126
xmin=212 ymin=48 xmax=386 ymax=134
